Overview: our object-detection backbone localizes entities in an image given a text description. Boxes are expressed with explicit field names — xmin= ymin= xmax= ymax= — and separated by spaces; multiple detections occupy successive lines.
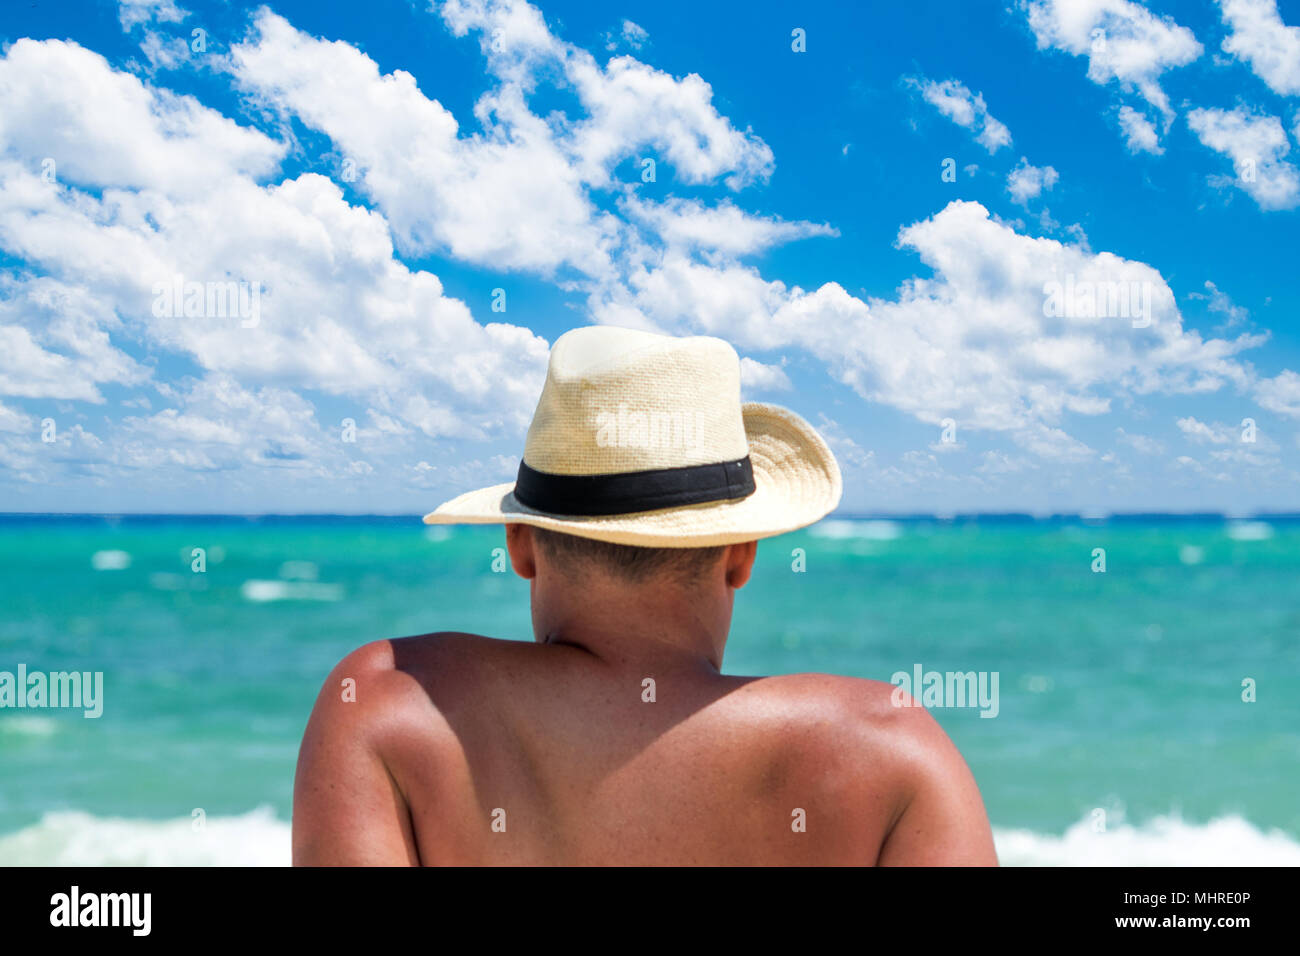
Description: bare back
xmin=293 ymin=633 xmax=998 ymax=866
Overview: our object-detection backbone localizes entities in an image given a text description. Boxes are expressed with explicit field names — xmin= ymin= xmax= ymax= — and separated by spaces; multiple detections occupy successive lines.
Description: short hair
xmin=529 ymin=526 xmax=726 ymax=586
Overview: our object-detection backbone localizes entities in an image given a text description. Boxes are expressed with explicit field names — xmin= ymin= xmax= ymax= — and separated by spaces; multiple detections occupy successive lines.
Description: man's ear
xmin=724 ymin=540 xmax=757 ymax=589
xmin=505 ymin=523 xmax=537 ymax=580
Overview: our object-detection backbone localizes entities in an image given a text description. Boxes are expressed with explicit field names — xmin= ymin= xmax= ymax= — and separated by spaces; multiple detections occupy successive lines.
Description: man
xmin=293 ymin=326 xmax=997 ymax=865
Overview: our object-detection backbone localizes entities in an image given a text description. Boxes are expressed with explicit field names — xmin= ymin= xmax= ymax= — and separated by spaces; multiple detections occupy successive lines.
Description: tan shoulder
xmin=313 ymin=632 xmax=506 ymax=727
xmin=752 ymin=671 xmax=940 ymax=726
xmin=745 ymin=672 xmax=958 ymax=780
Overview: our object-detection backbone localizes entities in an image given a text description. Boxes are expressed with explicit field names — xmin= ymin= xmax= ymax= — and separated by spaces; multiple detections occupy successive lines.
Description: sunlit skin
xmin=292 ymin=524 xmax=998 ymax=865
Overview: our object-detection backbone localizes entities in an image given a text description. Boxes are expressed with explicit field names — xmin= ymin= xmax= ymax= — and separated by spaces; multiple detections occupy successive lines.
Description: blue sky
xmin=0 ymin=0 xmax=1298 ymax=515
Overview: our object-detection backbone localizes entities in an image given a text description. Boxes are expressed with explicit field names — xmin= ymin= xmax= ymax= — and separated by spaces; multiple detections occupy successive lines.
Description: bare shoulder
xmin=317 ymin=631 xmax=519 ymax=720
xmin=293 ymin=632 xmax=520 ymax=864
xmin=293 ymin=634 xmax=492 ymax=865
xmin=736 ymin=673 xmax=997 ymax=865
xmin=740 ymin=672 xmax=954 ymax=754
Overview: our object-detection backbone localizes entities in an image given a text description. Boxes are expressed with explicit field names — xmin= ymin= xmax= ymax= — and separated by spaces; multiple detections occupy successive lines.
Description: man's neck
xmin=531 ymin=576 xmax=732 ymax=673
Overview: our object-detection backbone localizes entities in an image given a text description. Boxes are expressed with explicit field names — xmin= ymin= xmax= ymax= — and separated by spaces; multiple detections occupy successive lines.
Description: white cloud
xmin=909 ymin=77 xmax=1013 ymax=152
xmin=1176 ymin=415 xmax=1277 ymax=471
xmin=0 ymin=35 xmax=552 ymax=452
xmin=588 ymin=200 xmax=1264 ymax=460
xmin=563 ymin=55 xmax=774 ymax=191
xmin=0 ymin=39 xmax=283 ymax=198
xmin=1186 ymin=106 xmax=1300 ymax=210
xmin=229 ymin=6 xmax=773 ymax=278
xmin=1189 ymin=280 xmax=1248 ymax=329
xmin=1022 ymin=0 xmax=1202 ymax=121
xmin=1007 ymin=157 xmax=1060 ymax=203
xmin=1254 ymin=369 xmax=1300 ymax=416
xmin=1115 ymin=427 xmax=1164 ymax=454
xmin=3 ymin=0 xmax=1297 ymax=508
xmin=137 ymin=29 xmax=192 ymax=71
xmin=739 ymin=357 xmax=792 ymax=394
xmin=0 ymin=278 xmax=149 ymax=402
xmin=1177 ymin=416 xmax=1233 ymax=443
xmin=436 ymin=0 xmax=774 ymax=190
xmin=977 ymin=451 xmax=1033 ymax=474
xmin=605 ymin=19 xmax=649 ymax=52
xmin=0 ymin=6 xmax=814 ymax=502
xmin=118 ymin=375 xmax=353 ymax=473
xmin=1117 ymin=105 xmax=1163 ymax=154
xmin=228 ymin=11 xmax=617 ymax=277
xmin=1218 ymin=0 xmax=1300 ymax=96
xmin=0 ymin=401 xmax=33 ymax=434
xmin=117 ymin=0 xmax=186 ymax=30
xmin=813 ymin=414 xmax=875 ymax=471
xmin=620 ymin=195 xmax=836 ymax=257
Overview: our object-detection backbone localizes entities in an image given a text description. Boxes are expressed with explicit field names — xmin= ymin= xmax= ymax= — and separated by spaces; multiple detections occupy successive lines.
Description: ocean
xmin=1 ymin=513 xmax=1297 ymax=865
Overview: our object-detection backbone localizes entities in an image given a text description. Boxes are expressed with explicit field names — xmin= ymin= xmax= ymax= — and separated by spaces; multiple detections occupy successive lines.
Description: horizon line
xmin=1 ymin=511 xmax=1298 ymax=521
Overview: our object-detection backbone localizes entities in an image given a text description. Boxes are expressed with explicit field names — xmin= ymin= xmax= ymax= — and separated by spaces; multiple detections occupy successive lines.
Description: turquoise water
xmin=1 ymin=514 xmax=1298 ymax=865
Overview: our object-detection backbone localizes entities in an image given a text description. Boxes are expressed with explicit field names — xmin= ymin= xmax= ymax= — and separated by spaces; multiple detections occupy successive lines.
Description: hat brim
xmin=422 ymin=403 xmax=842 ymax=547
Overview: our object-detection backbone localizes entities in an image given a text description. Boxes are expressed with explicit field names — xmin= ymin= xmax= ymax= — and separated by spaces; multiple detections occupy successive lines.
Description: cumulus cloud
xmin=229 ymin=7 xmax=775 ymax=276
xmin=1021 ymin=0 xmax=1202 ymax=122
xmin=1218 ymin=0 xmax=1300 ymax=96
xmin=1007 ymin=157 xmax=1060 ymax=203
xmin=1189 ymin=280 xmax=1249 ymax=330
xmin=0 ymin=278 xmax=150 ymax=402
xmin=739 ymin=357 xmax=792 ymax=394
xmin=1186 ymin=106 xmax=1300 ymax=210
xmin=1177 ymin=415 xmax=1234 ymax=444
xmin=436 ymin=0 xmax=774 ymax=190
xmin=0 ymin=39 xmax=283 ymax=197
xmin=117 ymin=374 xmax=359 ymax=475
xmin=2 ymin=0 xmax=1296 ymax=508
xmin=0 ymin=33 xmax=552 ymax=478
xmin=228 ymin=11 xmax=617 ymax=277
xmin=908 ymin=77 xmax=1013 ymax=152
xmin=588 ymin=200 xmax=1264 ymax=460
xmin=1117 ymin=105 xmax=1163 ymax=154
xmin=0 ymin=0 xmax=825 ymax=501
xmin=620 ymin=196 xmax=836 ymax=257
xmin=604 ymin=19 xmax=649 ymax=52
xmin=1254 ymin=370 xmax=1300 ymax=417
xmin=118 ymin=0 xmax=186 ymax=30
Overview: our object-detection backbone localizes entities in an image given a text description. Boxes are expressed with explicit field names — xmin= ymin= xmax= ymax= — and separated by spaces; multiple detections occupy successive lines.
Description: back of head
xmin=530 ymin=526 xmax=726 ymax=589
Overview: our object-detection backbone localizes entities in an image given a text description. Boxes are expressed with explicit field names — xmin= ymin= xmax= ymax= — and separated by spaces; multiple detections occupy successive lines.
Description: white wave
xmin=4 ymin=807 xmax=1293 ymax=866
xmin=90 ymin=550 xmax=131 ymax=571
xmin=1226 ymin=521 xmax=1274 ymax=542
xmin=0 ymin=715 xmax=58 ymax=737
xmin=809 ymin=519 xmax=903 ymax=541
xmin=995 ymin=813 xmax=1300 ymax=866
xmin=0 ymin=807 xmax=289 ymax=866
xmin=240 ymin=580 xmax=342 ymax=603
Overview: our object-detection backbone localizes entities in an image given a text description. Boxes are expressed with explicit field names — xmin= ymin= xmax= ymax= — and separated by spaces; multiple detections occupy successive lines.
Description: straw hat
xmin=423 ymin=326 xmax=842 ymax=547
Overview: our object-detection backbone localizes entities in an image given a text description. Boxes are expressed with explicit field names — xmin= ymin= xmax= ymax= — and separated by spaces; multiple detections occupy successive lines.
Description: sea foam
xmin=994 ymin=813 xmax=1300 ymax=866
xmin=239 ymin=580 xmax=343 ymax=602
xmin=0 ymin=807 xmax=289 ymax=866
xmin=809 ymin=519 xmax=903 ymax=541
xmin=2 ymin=808 xmax=1297 ymax=865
